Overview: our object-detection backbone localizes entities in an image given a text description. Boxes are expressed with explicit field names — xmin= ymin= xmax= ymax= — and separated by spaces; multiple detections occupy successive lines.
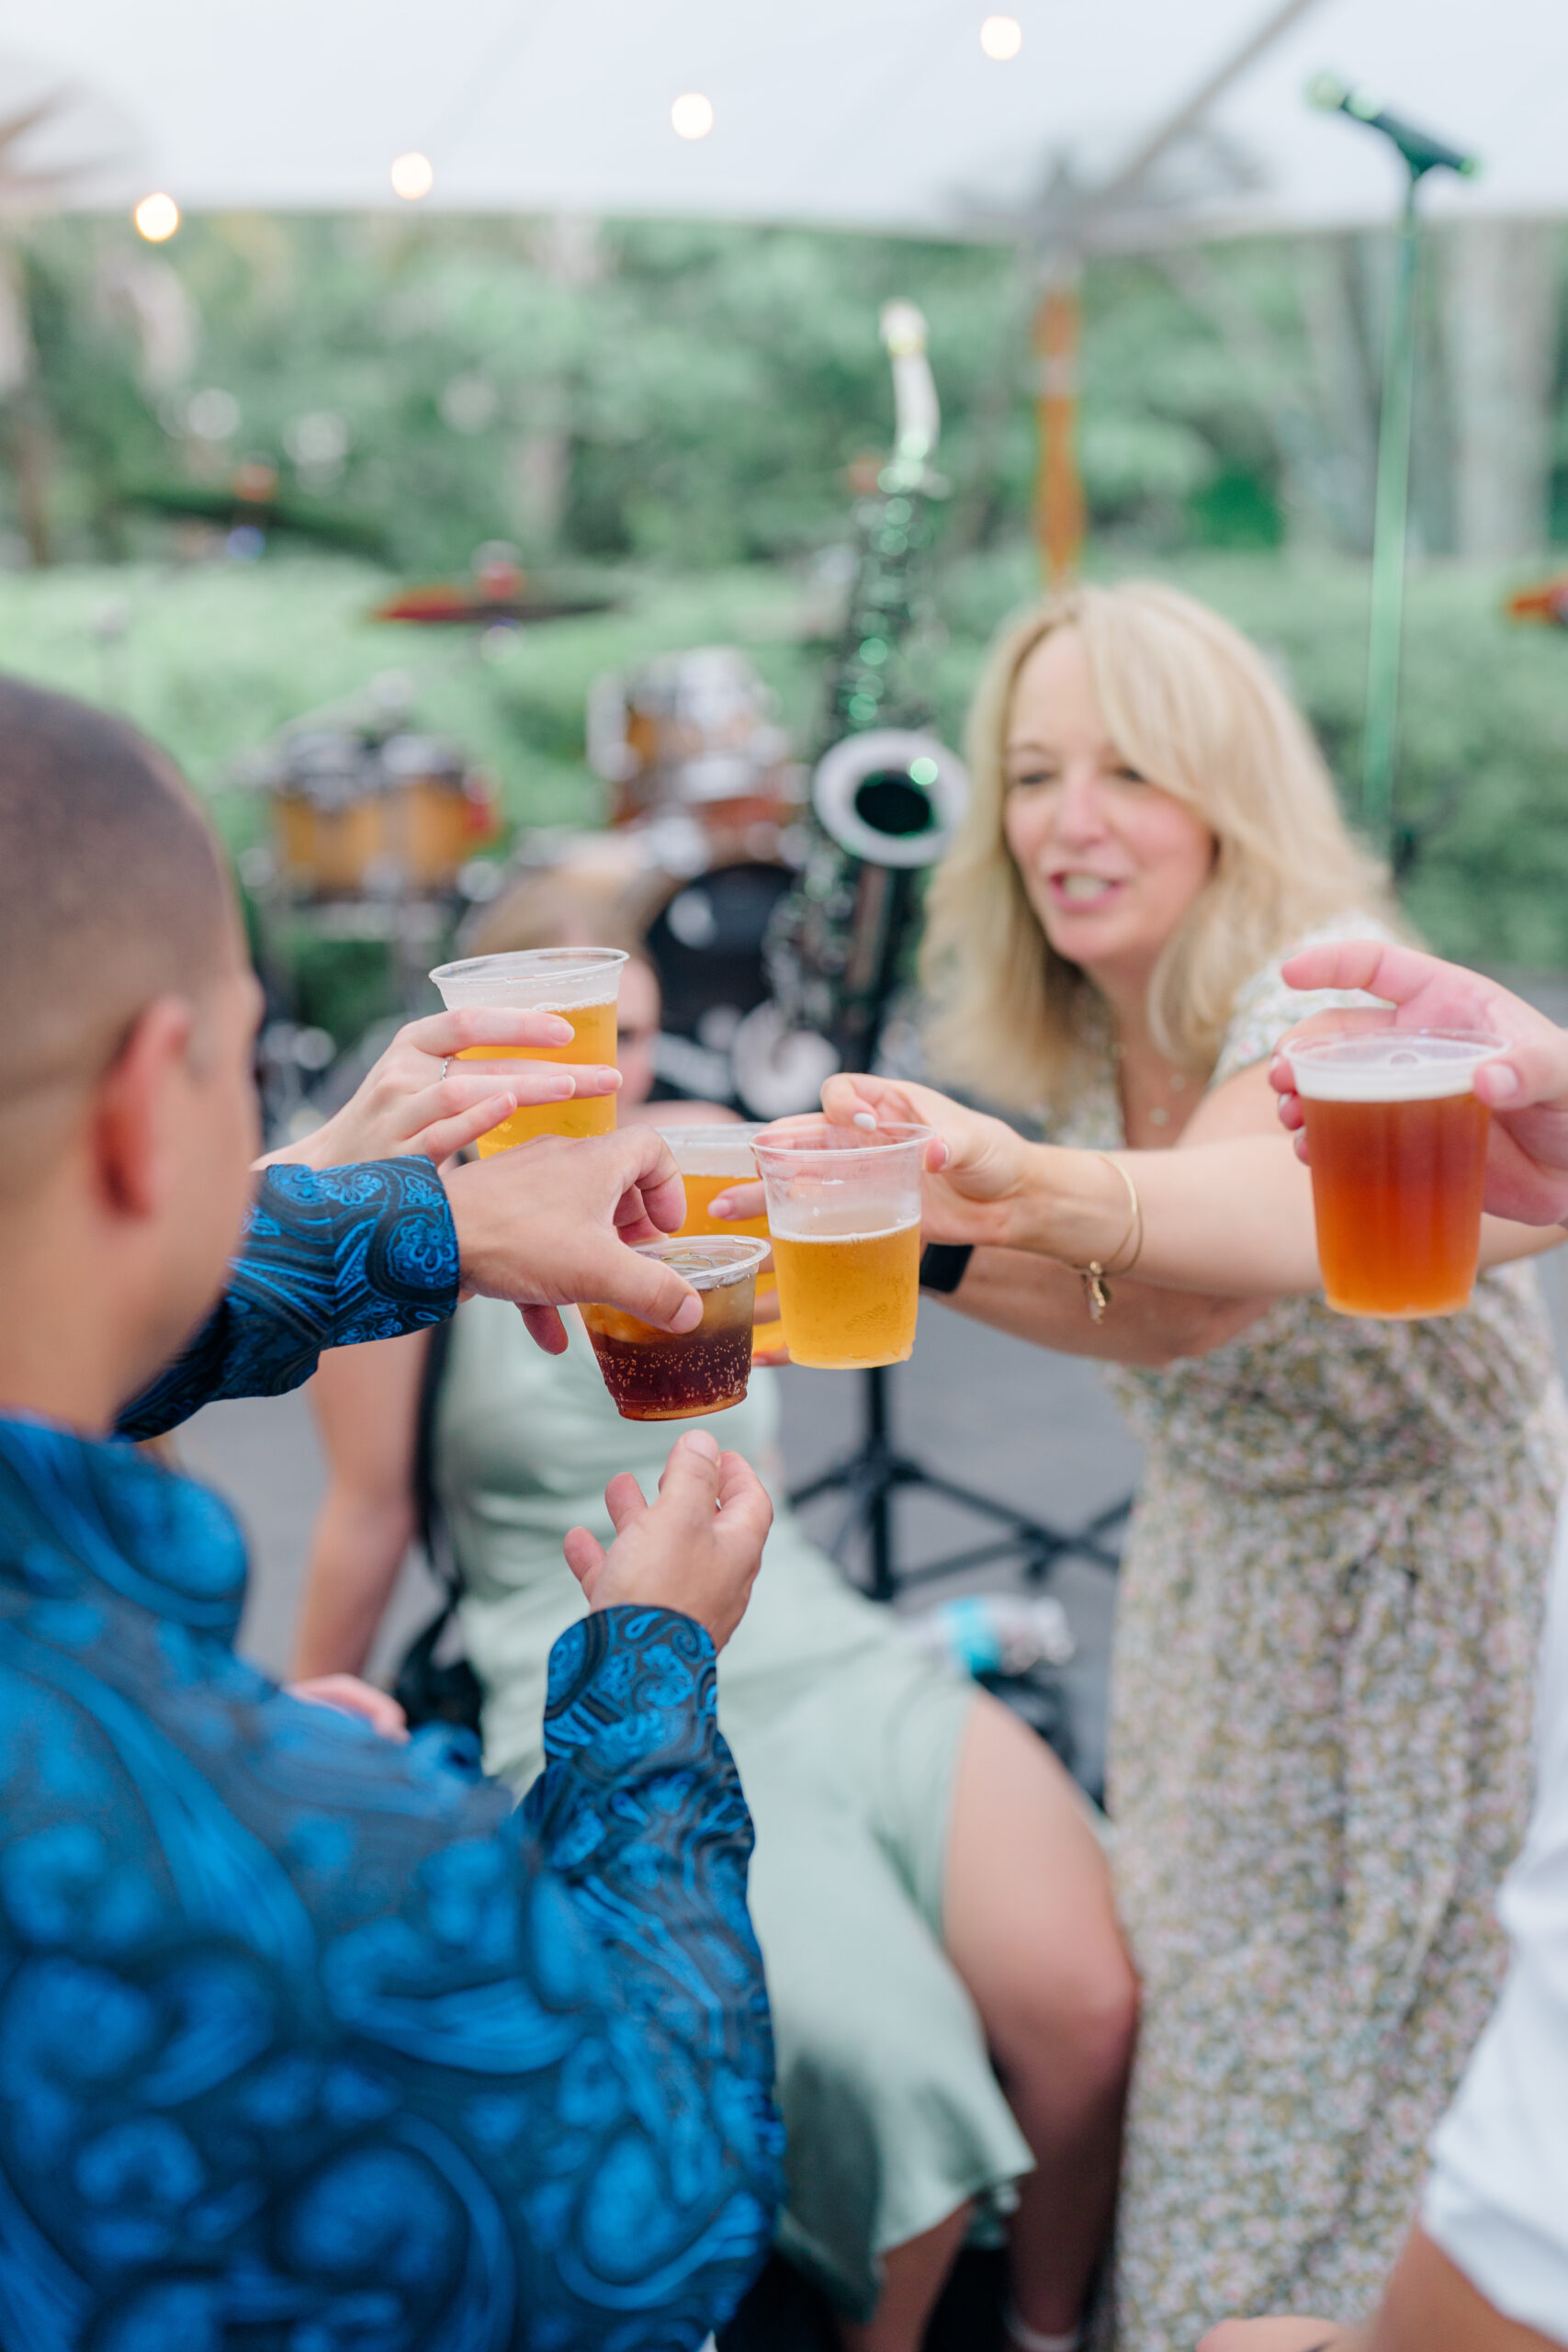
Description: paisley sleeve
xmin=509 ymin=1603 xmax=784 ymax=2336
xmin=118 ymin=1159 xmax=458 ymax=1436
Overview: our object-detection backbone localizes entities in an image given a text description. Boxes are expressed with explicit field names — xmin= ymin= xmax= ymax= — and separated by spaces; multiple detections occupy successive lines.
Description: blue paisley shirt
xmin=120 ymin=1158 xmax=463 ymax=1439
xmin=0 ymin=1162 xmax=783 ymax=2352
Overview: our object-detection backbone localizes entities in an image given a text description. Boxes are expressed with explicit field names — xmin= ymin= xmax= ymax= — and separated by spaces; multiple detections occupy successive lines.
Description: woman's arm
xmin=292 ymin=1327 xmax=431 ymax=1680
xmin=817 ymin=1068 xmax=1564 ymax=1306
xmin=937 ymin=1246 xmax=1272 ymax=1365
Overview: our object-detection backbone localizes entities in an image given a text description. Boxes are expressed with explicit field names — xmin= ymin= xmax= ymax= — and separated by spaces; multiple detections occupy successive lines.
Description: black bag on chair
xmin=389 ymin=1317 xmax=485 ymax=1736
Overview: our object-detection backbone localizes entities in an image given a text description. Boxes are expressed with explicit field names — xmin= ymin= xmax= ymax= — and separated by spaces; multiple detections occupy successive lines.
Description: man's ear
xmin=93 ymin=997 xmax=197 ymax=1218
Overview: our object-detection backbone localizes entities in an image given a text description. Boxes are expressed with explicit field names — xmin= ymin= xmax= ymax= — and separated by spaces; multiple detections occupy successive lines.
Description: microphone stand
xmin=1307 ymin=78 xmax=1479 ymax=845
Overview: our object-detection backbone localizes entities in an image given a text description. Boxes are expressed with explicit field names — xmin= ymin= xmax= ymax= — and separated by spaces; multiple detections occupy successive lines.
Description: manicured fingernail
xmin=709 ymin=1195 xmax=733 ymax=1218
xmin=544 ymin=1018 xmax=573 ymax=1043
xmin=671 ymin=1294 xmax=703 ymax=1332
xmin=1482 ymin=1063 xmax=1520 ymax=1102
xmin=853 ymin=1111 xmax=876 ymax=1130
xmin=597 ymin=1069 xmax=623 ymax=1090
xmin=680 ymin=1429 xmax=720 ymax=1461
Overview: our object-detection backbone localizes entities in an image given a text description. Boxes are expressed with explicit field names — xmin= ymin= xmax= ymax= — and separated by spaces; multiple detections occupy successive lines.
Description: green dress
xmin=435 ymin=1295 xmax=1033 ymax=2319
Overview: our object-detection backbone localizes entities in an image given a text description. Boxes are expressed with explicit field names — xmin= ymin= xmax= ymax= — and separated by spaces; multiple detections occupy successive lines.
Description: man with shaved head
xmin=0 ymin=678 xmax=782 ymax=2350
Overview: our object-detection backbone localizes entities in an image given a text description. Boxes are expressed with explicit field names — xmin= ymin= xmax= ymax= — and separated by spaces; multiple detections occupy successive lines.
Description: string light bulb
xmin=390 ymin=151 xmax=434 ymax=201
xmin=133 ymin=191 xmax=180 ymax=242
xmin=979 ymin=15 xmax=1023 ymax=61
xmin=671 ymin=93 xmax=715 ymax=141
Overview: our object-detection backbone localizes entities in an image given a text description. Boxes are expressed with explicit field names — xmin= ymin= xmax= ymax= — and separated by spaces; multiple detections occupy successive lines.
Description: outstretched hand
xmin=260 ymin=1006 xmax=621 ymax=1174
xmin=288 ymin=1674 xmax=409 ymax=1742
xmin=1270 ymin=943 xmax=1568 ymax=1226
xmin=443 ymin=1125 xmax=701 ymax=1352
xmin=815 ymin=1073 xmax=1037 ymax=1248
xmin=563 ymin=1427 xmax=773 ymax=1649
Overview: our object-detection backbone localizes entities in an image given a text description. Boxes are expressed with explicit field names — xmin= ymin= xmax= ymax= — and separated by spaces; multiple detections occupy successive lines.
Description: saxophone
xmin=729 ymin=301 xmax=969 ymax=1118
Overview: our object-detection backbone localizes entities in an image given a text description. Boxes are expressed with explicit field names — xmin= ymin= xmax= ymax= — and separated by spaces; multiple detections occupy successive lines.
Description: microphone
xmin=1306 ymin=74 xmax=1479 ymax=181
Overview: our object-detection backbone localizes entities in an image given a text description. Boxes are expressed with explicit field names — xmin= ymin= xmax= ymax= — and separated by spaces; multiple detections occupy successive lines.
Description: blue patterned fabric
xmin=120 ymin=1159 xmax=460 ymax=1441
xmin=0 ymin=1415 xmax=782 ymax=2351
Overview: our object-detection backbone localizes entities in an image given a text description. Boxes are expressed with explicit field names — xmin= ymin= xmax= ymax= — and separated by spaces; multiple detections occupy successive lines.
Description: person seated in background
xmin=1196 ymin=942 xmax=1568 ymax=2352
xmin=0 ymin=677 xmax=783 ymax=2350
xmin=288 ymin=883 xmax=1139 ymax=2352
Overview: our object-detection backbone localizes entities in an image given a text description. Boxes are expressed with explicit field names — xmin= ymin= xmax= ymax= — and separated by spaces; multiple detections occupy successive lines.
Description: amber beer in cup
xmin=657 ymin=1125 xmax=784 ymax=1355
xmin=1286 ymin=1029 xmax=1500 ymax=1318
xmin=427 ymin=948 xmax=626 ymax=1153
xmin=751 ymin=1121 xmax=931 ymax=1370
xmin=581 ymin=1238 xmax=769 ymax=1420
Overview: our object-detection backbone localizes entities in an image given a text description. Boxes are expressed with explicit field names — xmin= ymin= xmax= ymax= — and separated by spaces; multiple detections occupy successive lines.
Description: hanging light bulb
xmin=133 ymin=191 xmax=180 ymax=242
xmin=671 ymin=93 xmax=715 ymax=141
xmin=390 ymin=151 xmax=435 ymax=201
xmin=979 ymin=15 xmax=1023 ymax=61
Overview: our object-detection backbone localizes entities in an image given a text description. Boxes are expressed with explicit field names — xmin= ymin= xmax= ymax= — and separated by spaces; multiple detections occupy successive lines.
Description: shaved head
xmin=0 ymin=677 xmax=233 ymax=1192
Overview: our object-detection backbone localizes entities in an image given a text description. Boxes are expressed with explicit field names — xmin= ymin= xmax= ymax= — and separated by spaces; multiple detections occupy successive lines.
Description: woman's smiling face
xmin=1001 ymin=626 xmax=1217 ymax=998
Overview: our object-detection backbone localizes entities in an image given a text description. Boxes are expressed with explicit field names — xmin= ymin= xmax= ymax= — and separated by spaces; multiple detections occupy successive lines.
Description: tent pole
xmin=1360 ymin=171 xmax=1422 ymax=844
xmin=1033 ymin=260 xmax=1085 ymax=586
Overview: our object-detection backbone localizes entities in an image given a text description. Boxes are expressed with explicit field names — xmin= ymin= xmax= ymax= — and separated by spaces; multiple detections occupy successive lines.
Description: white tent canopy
xmin=10 ymin=0 xmax=1568 ymax=242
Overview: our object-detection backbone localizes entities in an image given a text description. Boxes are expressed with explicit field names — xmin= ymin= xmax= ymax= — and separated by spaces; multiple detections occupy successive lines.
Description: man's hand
xmin=1199 ymin=2325 xmax=1352 ymax=2352
xmin=563 ymin=1427 xmax=773 ymax=1650
xmin=259 ymin=1006 xmax=621 ymax=1174
xmin=443 ymin=1125 xmax=701 ymax=1353
xmin=1270 ymin=944 xmax=1568 ymax=1226
xmin=288 ymin=1674 xmax=410 ymax=1741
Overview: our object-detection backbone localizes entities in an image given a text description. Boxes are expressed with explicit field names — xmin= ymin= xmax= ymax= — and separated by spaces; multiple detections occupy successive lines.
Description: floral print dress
xmin=1060 ymin=931 xmax=1568 ymax=2348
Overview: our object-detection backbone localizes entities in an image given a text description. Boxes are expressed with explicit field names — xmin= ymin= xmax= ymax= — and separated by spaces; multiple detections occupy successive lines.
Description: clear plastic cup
xmin=751 ymin=1120 xmax=931 ymax=1369
xmin=1285 ymin=1026 xmax=1501 ymax=1318
xmin=656 ymin=1125 xmax=784 ymax=1356
xmin=428 ymin=947 xmax=627 ymax=1152
xmin=580 ymin=1237 xmax=770 ymax=1419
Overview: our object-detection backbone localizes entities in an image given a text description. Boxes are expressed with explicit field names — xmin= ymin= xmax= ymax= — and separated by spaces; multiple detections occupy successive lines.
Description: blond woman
xmin=799 ymin=584 xmax=1568 ymax=2346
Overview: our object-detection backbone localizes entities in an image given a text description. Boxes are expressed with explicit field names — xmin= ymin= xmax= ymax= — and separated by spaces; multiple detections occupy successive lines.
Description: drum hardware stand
xmin=784 ymin=866 xmax=1132 ymax=1622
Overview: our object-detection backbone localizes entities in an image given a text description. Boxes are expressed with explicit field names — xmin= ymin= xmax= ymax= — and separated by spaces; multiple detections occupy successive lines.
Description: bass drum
xmin=643 ymin=862 xmax=799 ymax=1103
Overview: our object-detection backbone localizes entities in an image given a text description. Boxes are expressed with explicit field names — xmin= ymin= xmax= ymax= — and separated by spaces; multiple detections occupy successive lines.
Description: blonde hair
xmin=920 ymin=580 xmax=1397 ymax=1113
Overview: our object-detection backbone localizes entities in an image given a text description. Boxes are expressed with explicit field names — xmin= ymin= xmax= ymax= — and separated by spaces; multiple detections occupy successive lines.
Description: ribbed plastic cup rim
xmin=630 ymin=1236 xmax=770 ymax=1290
xmin=752 ymin=1119 xmax=933 ymax=1165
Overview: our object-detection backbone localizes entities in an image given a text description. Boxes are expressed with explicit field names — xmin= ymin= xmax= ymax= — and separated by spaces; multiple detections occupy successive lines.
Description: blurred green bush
xmin=3 ymin=544 xmax=1564 ymax=970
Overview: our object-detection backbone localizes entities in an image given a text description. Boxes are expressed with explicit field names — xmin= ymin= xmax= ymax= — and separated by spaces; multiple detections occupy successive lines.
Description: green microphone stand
xmin=1306 ymin=76 xmax=1479 ymax=849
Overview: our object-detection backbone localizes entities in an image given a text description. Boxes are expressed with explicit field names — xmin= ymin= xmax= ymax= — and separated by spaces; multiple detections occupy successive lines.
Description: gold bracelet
xmin=1073 ymin=1154 xmax=1144 ymax=1323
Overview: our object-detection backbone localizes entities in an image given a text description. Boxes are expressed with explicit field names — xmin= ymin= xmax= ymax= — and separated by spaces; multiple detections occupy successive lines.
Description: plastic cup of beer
xmin=751 ymin=1120 xmax=931 ymax=1370
xmin=1285 ymin=1026 xmax=1502 ymax=1318
xmin=427 ymin=947 xmax=626 ymax=1153
xmin=657 ymin=1125 xmax=785 ymax=1356
xmin=581 ymin=1237 xmax=770 ymax=1420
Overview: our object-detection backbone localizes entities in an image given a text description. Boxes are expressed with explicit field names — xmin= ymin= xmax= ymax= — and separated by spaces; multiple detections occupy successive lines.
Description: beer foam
xmin=1288 ymin=1034 xmax=1499 ymax=1103
xmin=430 ymin=948 xmax=624 ymax=1012
xmin=769 ymin=1218 xmax=920 ymax=1245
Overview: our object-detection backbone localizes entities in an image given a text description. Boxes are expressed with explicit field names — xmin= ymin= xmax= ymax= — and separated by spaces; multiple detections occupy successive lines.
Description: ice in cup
xmin=581 ymin=1237 xmax=770 ymax=1420
xmin=751 ymin=1121 xmax=931 ymax=1370
xmin=1285 ymin=1027 xmax=1501 ymax=1318
xmin=657 ymin=1125 xmax=785 ymax=1356
xmin=427 ymin=947 xmax=626 ymax=1152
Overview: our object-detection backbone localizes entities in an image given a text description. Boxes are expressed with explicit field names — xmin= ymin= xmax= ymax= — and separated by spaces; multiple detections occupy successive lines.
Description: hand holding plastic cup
xmin=657 ymin=1125 xmax=785 ymax=1356
xmin=1283 ymin=1025 xmax=1502 ymax=1317
xmin=428 ymin=948 xmax=626 ymax=1153
xmin=581 ymin=1237 xmax=770 ymax=1419
xmin=751 ymin=1120 xmax=931 ymax=1369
